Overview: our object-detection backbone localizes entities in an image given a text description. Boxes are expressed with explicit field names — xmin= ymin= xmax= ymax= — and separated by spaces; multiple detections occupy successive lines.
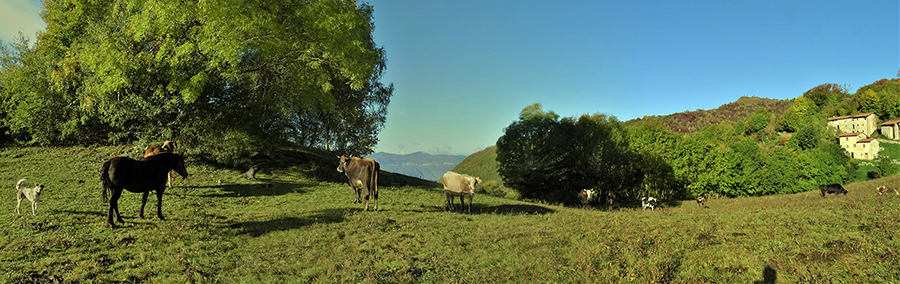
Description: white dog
xmin=16 ymin=179 xmax=45 ymax=216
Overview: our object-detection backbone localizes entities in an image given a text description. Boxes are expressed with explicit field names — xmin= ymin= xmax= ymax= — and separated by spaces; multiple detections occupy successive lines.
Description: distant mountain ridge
xmin=367 ymin=152 xmax=467 ymax=181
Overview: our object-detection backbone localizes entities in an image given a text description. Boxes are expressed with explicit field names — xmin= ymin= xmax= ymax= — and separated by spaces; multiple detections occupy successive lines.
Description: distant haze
xmin=367 ymin=152 xmax=467 ymax=181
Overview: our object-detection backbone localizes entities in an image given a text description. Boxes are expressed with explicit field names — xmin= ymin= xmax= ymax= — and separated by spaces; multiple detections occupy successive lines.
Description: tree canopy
xmin=0 ymin=0 xmax=391 ymax=164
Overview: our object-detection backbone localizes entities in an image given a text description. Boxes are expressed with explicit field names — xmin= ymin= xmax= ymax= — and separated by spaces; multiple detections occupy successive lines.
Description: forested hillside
xmin=474 ymin=79 xmax=900 ymax=206
xmin=625 ymin=96 xmax=792 ymax=134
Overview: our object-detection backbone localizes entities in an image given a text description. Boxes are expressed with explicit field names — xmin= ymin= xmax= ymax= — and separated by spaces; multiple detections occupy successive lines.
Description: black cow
xmin=820 ymin=184 xmax=848 ymax=197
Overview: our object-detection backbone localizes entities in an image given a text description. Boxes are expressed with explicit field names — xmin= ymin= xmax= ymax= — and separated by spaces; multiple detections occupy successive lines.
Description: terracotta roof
xmin=881 ymin=118 xmax=900 ymax=125
xmin=838 ymin=132 xmax=863 ymax=137
xmin=857 ymin=138 xmax=875 ymax=143
xmin=828 ymin=112 xmax=876 ymax=121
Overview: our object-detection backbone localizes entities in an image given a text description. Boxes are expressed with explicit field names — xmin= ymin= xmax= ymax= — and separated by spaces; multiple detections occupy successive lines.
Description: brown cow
xmin=143 ymin=141 xmax=177 ymax=188
xmin=442 ymin=171 xmax=480 ymax=213
xmin=143 ymin=140 xmax=176 ymax=158
xmin=336 ymin=155 xmax=380 ymax=211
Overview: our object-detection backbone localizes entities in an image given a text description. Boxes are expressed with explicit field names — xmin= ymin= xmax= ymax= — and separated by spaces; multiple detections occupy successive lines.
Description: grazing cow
xmin=641 ymin=197 xmax=658 ymax=211
xmin=877 ymin=185 xmax=898 ymax=196
xmin=820 ymin=184 xmax=848 ymax=197
xmin=336 ymin=155 xmax=380 ymax=211
xmin=442 ymin=171 xmax=481 ymax=213
xmin=578 ymin=189 xmax=596 ymax=208
xmin=696 ymin=194 xmax=707 ymax=207
xmin=143 ymin=140 xmax=176 ymax=157
xmin=143 ymin=141 xmax=177 ymax=188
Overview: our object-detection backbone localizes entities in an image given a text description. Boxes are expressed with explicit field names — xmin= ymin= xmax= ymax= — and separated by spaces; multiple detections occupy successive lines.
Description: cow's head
xmin=161 ymin=140 xmax=176 ymax=152
xmin=336 ymin=155 xmax=348 ymax=173
xmin=581 ymin=189 xmax=596 ymax=201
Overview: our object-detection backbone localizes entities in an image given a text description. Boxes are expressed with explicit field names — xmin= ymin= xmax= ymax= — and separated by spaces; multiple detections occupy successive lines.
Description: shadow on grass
xmin=197 ymin=179 xmax=314 ymax=198
xmin=226 ymin=208 xmax=352 ymax=237
xmin=753 ymin=266 xmax=777 ymax=284
xmin=53 ymin=209 xmax=105 ymax=217
xmin=402 ymin=203 xmax=555 ymax=215
xmin=477 ymin=204 xmax=555 ymax=215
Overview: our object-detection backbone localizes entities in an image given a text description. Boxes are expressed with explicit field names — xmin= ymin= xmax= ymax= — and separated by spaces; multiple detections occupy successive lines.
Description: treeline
xmin=0 ymin=0 xmax=391 ymax=165
xmin=498 ymin=79 xmax=900 ymax=205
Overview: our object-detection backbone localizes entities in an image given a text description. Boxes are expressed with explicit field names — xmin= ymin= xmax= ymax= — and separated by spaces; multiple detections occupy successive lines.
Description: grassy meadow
xmin=2 ymin=146 xmax=900 ymax=283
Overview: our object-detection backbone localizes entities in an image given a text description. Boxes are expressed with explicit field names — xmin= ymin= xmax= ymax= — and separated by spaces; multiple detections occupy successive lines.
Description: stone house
xmin=827 ymin=113 xmax=878 ymax=136
xmin=881 ymin=118 xmax=900 ymax=140
xmin=837 ymin=132 xmax=879 ymax=160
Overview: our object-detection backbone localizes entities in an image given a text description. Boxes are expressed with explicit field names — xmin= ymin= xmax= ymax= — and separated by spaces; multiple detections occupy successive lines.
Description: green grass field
xmin=2 ymin=146 xmax=900 ymax=283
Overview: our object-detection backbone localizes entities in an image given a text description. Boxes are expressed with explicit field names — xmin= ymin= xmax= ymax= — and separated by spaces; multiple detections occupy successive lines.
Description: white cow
xmin=641 ymin=197 xmax=658 ymax=211
xmin=442 ymin=171 xmax=481 ymax=213
xmin=578 ymin=189 xmax=596 ymax=208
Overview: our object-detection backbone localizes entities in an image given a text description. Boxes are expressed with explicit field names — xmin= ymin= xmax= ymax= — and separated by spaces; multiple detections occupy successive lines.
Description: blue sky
xmin=2 ymin=0 xmax=898 ymax=156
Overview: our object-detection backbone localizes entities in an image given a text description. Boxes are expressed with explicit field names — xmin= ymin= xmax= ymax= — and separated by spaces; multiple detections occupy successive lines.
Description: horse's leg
xmin=139 ymin=191 xmax=149 ymax=219
xmin=156 ymin=189 xmax=166 ymax=221
xmin=107 ymin=189 xmax=124 ymax=226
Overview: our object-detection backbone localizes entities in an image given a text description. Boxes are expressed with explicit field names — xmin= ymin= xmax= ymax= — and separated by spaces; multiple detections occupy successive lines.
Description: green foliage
xmin=859 ymin=89 xmax=881 ymax=115
xmin=0 ymin=0 xmax=392 ymax=163
xmin=788 ymin=124 xmax=822 ymax=150
xmin=743 ymin=109 xmax=770 ymax=135
xmin=780 ymin=96 xmax=823 ymax=132
xmin=877 ymin=156 xmax=898 ymax=177
xmin=496 ymin=104 xmax=640 ymax=204
xmin=803 ymin=83 xmax=848 ymax=108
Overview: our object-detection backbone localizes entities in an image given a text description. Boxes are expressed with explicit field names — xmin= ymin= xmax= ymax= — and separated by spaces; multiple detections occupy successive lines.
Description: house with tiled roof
xmin=836 ymin=132 xmax=879 ymax=160
xmin=827 ymin=113 xmax=878 ymax=136
xmin=881 ymin=118 xmax=900 ymax=140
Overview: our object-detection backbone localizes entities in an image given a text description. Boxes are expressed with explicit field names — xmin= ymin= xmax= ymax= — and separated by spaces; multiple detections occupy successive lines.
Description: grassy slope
xmin=448 ymin=146 xmax=519 ymax=200
xmin=1 ymin=146 xmax=899 ymax=283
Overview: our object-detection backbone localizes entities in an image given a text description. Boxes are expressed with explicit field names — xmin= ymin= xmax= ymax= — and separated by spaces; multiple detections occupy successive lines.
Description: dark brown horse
xmin=100 ymin=152 xmax=188 ymax=227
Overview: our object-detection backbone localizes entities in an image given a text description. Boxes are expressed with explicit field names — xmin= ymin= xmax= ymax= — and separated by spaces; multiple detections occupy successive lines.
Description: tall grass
xmin=1 ymin=146 xmax=899 ymax=283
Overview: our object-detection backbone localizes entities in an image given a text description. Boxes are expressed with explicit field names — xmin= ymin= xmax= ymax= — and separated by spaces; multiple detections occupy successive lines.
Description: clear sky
xmin=2 ymin=0 xmax=898 ymax=156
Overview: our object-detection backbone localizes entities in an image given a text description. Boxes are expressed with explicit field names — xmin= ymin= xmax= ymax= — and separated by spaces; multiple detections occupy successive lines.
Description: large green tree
xmin=0 ymin=0 xmax=391 ymax=164
xmin=496 ymin=104 xmax=640 ymax=205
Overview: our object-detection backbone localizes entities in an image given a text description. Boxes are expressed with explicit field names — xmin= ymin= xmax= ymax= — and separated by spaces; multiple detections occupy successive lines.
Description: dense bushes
xmin=498 ymin=102 xmax=855 ymax=205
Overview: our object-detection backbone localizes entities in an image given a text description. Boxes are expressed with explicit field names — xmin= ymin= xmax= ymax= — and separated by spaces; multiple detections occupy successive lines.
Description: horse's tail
xmin=100 ymin=161 xmax=111 ymax=203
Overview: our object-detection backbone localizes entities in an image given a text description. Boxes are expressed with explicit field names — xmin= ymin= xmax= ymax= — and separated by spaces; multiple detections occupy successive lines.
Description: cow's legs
xmin=362 ymin=186 xmax=370 ymax=211
xmin=372 ymin=183 xmax=378 ymax=211
xmin=139 ymin=191 xmax=149 ymax=219
xmin=465 ymin=195 xmax=472 ymax=213
xmin=445 ymin=193 xmax=453 ymax=211
xmin=348 ymin=181 xmax=360 ymax=203
xmin=156 ymin=189 xmax=166 ymax=221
